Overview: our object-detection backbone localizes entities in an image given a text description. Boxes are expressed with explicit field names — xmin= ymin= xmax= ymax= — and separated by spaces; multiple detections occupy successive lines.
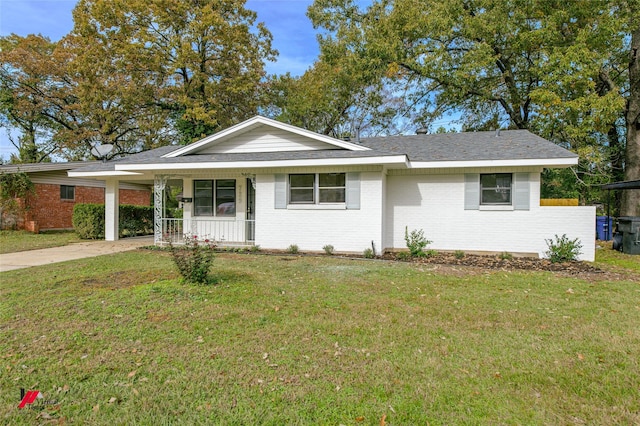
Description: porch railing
xmin=159 ymin=218 xmax=255 ymax=247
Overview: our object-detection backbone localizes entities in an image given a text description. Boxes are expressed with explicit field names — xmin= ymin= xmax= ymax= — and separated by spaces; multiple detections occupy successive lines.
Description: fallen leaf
xmin=128 ymin=370 xmax=137 ymax=378
xmin=262 ymin=353 xmax=269 ymax=360
xmin=380 ymin=413 xmax=387 ymax=426
xmin=355 ymin=416 xmax=365 ymax=422
xmin=274 ymin=306 xmax=280 ymax=312
xmin=132 ymin=388 xmax=139 ymax=396
xmin=93 ymin=404 xmax=100 ymax=412
xmin=577 ymin=353 xmax=584 ymax=361
xmin=108 ymin=397 xmax=117 ymax=404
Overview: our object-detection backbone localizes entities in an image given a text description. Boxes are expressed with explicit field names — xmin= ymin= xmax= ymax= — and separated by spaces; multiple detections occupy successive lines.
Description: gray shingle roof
xmin=67 ymin=129 xmax=576 ymax=174
xmin=360 ymin=130 xmax=577 ymax=162
xmin=0 ymin=161 xmax=99 ymax=174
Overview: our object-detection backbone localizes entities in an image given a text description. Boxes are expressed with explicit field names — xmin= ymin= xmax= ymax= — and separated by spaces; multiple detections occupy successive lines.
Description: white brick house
xmin=69 ymin=116 xmax=595 ymax=260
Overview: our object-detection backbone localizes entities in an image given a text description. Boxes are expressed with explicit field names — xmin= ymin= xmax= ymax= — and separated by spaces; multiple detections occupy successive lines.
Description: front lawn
xmin=0 ymin=230 xmax=81 ymax=254
xmin=1 ymin=251 xmax=639 ymax=424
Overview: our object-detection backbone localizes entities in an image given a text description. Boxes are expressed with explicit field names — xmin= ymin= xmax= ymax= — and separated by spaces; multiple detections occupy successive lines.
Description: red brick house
xmin=0 ymin=162 xmax=151 ymax=232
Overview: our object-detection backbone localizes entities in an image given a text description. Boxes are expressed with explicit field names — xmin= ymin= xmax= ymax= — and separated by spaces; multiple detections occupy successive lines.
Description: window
xmin=289 ymin=173 xmax=345 ymax=204
xmin=480 ymin=173 xmax=512 ymax=205
xmin=194 ymin=179 xmax=236 ymax=216
xmin=60 ymin=185 xmax=75 ymax=201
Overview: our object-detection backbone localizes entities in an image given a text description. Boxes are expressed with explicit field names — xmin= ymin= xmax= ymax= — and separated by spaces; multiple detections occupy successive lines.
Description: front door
xmin=246 ymin=178 xmax=255 ymax=242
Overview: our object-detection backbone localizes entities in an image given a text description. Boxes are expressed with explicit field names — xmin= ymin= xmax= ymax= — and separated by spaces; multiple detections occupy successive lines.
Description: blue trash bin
xmin=596 ymin=216 xmax=613 ymax=240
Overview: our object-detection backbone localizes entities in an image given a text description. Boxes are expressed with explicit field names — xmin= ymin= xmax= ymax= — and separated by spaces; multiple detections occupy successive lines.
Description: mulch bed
xmin=380 ymin=251 xmax=638 ymax=282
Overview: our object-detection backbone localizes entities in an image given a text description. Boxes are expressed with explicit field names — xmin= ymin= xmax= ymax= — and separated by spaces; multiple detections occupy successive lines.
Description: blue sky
xmin=0 ymin=0 xmax=328 ymax=159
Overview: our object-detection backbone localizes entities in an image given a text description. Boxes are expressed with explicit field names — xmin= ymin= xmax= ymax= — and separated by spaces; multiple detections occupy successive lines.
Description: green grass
xmin=1 ymin=251 xmax=639 ymax=424
xmin=595 ymin=241 xmax=640 ymax=273
xmin=0 ymin=230 xmax=81 ymax=254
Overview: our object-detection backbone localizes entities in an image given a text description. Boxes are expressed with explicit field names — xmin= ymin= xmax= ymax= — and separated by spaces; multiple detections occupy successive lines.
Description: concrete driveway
xmin=0 ymin=236 xmax=154 ymax=272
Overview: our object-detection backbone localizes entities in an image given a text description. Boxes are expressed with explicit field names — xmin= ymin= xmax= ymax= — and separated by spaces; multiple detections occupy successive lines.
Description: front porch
xmin=157 ymin=218 xmax=255 ymax=247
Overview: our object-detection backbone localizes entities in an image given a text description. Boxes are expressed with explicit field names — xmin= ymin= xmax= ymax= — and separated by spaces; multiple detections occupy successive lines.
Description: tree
xmin=308 ymin=0 xmax=633 ymax=204
xmin=266 ymin=59 xmax=419 ymax=139
xmin=0 ymin=32 xmax=165 ymax=161
xmin=0 ymin=35 xmax=59 ymax=163
xmin=72 ymin=0 xmax=276 ymax=144
xmin=622 ymin=5 xmax=640 ymax=215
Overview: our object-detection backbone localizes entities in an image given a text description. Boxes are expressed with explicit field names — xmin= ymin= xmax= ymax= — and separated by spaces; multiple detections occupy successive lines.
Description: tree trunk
xmin=621 ymin=24 xmax=640 ymax=216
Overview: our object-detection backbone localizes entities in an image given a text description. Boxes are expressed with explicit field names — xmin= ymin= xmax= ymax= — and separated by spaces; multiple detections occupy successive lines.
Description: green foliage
xmin=425 ymin=249 xmax=439 ymax=258
xmin=0 ymin=172 xmax=34 ymax=201
xmin=72 ymin=204 xmax=105 ymax=239
xmin=363 ymin=247 xmax=375 ymax=259
xmin=0 ymin=0 xmax=277 ymax=160
xmin=322 ymin=244 xmax=334 ymax=255
xmin=545 ymin=234 xmax=583 ymax=263
xmin=454 ymin=250 xmax=465 ymax=259
xmin=118 ymin=205 xmax=153 ymax=237
xmin=249 ymin=245 xmax=261 ymax=253
xmin=395 ymin=251 xmax=411 ymax=261
xmin=169 ymin=235 xmax=216 ymax=285
xmin=287 ymin=244 xmax=299 ymax=254
xmin=72 ymin=204 xmax=153 ymax=239
xmin=309 ymin=0 xmax=634 ymax=207
xmin=499 ymin=252 xmax=514 ymax=261
xmin=404 ymin=226 xmax=432 ymax=257
xmin=0 ymin=172 xmax=35 ymax=229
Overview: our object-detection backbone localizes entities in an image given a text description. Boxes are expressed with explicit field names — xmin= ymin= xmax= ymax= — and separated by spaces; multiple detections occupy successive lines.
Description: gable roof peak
xmin=163 ymin=115 xmax=370 ymax=158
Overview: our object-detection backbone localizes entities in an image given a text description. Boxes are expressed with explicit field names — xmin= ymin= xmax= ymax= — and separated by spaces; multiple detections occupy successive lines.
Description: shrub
xmin=169 ymin=235 xmax=216 ymax=284
xmin=72 ymin=203 xmax=153 ymax=239
xmin=250 ymin=245 xmax=261 ymax=253
xmin=323 ymin=244 xmax=334 ymax=255
xmin=425 ymin=249 xmax=439 ymax=257
xmin=454 ymin=250 xmax=465 ymax=259
xmin=118 ymin=205 xmax=153 ymax=237
xmin=404 ymin=226 xmax=432 ymax=257
xmin=287 ymin=244 xmax=299 ymax=254
xmin=0 ymin=172 xmax=35 ymax=230
xmin=545 ymin=234 xmax=582 ymax=263
xmin=73 ymin=204 xmax=105 ymax=239
xmin=396 ymin=251 xmax=411 ymax=261
xmin=499 ymin=251 xmax=513 ymax=260
xmin=363 ymin=248 xmax=375 ymax=259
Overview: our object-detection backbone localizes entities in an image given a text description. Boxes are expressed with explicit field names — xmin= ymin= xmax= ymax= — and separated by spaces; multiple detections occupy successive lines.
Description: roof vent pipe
xmin=496 ymin=128 xmax=501 ymax=137
xmin=416 ymin=127 xmax=428 ymax=135
xmin=356 ymin=126 xmax=361 ymax=143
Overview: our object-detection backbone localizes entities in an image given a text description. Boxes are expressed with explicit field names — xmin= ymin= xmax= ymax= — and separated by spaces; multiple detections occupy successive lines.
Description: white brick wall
xmin=180 ymin=169 xmax=596 ymax=261
xmin=254 ymin=172 xmax=385 ymax=254
xmin=385 ymin=173 xmax=595 ymax=261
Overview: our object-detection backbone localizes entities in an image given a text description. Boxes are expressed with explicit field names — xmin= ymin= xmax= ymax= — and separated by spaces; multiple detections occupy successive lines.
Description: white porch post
xmin=154 ymin=175 xmax=168 ymax=244
xmin=105 ymin=179 xmax=119 ymax=241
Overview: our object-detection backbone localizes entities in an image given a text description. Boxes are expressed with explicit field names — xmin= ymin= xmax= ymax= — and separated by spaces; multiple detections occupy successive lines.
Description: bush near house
xmin=0 ymin=172 xmax=35 ymax=230
xmin=72 ymin=203 xmax=153 ymax=239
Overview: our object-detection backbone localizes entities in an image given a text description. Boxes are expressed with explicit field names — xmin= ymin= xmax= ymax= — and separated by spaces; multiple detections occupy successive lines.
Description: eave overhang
xmin=114 ymin=155 xmax=409 ymax=171
xmin=409 ymin=157 xmax=578 ymax=169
